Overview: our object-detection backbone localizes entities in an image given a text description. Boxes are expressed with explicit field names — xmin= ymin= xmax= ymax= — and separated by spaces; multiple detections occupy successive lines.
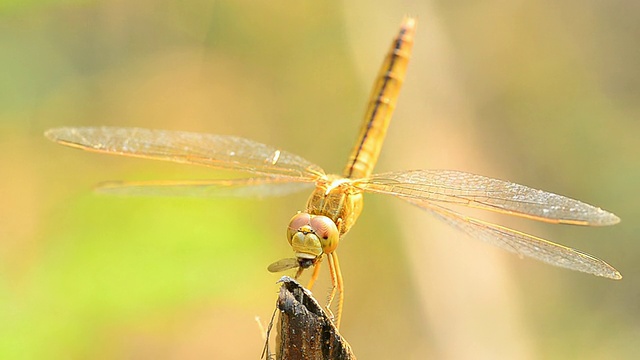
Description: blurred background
xmin=1 ymin=0 xmax=639 ymax=359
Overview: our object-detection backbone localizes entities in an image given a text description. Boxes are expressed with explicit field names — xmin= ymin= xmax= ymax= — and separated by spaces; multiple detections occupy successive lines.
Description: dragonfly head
xmin=287 ymin=213 xmax=339 ymax=259
xmin=267 ymin=213 xmax=339 ymax=274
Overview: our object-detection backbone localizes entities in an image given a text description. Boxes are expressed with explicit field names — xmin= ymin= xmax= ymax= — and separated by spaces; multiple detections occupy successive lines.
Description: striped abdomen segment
xmin=343 ymin=17 xmax=416 ymax=179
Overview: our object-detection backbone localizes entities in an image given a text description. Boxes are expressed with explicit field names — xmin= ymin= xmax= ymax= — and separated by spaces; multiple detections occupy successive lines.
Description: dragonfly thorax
xmin=306 ymin=176 xmax=364 ymax=237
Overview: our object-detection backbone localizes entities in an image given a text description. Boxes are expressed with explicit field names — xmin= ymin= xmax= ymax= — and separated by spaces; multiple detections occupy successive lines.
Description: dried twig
xmin=265 ymin=276 xmax=356 ymax=360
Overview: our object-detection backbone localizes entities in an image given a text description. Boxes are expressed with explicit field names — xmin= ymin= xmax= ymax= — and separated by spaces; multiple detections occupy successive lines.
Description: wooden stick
xmin=266 ymin=276 xmax=356 ymax=360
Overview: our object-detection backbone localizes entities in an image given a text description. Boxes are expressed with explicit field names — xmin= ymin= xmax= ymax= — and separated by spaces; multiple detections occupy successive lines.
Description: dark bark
xmin=265 ymin=276 xmax=356 ymax=360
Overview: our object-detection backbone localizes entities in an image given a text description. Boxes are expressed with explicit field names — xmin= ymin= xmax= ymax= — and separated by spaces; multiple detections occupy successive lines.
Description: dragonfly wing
xmin=421 ymin=202 xmax=621 ymax=279
xmin=96 ymin=177 xmax=315 ymax=198
xmin=45 ymin=127 xmax=325 ymax=181
xmin=267 ymin=258 xmax=299 ymax=272
xmin=356 ymin=169 xmax=619 ymax=226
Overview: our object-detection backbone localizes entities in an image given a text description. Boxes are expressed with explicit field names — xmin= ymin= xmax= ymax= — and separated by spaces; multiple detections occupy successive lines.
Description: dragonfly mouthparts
xmin=297 ymin=258 xmax=315 ymax=269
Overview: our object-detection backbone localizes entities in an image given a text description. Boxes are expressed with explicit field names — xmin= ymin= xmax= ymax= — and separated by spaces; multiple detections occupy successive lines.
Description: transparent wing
xmin=355 ymin=169 xmax=619 ymax=226
xmin=96 ymin=178 xmax=315 ymax=198
xmin=45 ymin=127 xmax=326 ymax=181
xmin=420 ymin=202 xmax=621 ymax=279
xmin=267 ymin=258 xmax=299 ymax=272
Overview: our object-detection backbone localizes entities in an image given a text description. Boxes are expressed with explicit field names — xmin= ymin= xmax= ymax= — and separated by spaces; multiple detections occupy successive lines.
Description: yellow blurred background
xmin=1 ymin=1 xmax=639 ymax=359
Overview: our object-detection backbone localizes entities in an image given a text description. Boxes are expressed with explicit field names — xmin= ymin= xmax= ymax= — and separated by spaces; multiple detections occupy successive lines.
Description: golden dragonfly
xmin=45 ymin=17 xmax=620 ymax=328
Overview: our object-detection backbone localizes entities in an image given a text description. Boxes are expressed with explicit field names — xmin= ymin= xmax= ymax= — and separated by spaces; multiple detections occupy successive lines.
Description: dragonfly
xmin=45 ymin=17 xmax=621 ymax=329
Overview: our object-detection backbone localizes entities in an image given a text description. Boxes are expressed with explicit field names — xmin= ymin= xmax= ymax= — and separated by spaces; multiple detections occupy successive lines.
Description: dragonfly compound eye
xmin=309 ymin=215 xmax=339 ymax=254
xmin=287 ymin=212 xmax=312 ymax=245
xmin=287 ymin=212 xmax=322 ymax=258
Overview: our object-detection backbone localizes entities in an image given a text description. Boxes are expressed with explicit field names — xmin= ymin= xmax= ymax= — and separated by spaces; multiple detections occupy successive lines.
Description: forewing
xmin=421 ymin=202 xmax=621 ymax=279
xmin=96 ymin=178 xmax=314 ymax=198
xmin=356 ymin=169 xmax=619 ymax=226
xmin=45 ymin=127 xmax=325 ymax=181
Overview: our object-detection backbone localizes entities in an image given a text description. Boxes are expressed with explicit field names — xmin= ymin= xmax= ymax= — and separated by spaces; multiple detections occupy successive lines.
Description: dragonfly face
xmin=287 ymin=212 xmax=339 ymax=260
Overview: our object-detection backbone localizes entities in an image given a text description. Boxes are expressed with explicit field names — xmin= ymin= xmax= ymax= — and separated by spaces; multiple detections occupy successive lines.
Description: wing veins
xmin=95 ymin=177 xmax=314 ymax=198
xmin=419 ymin=202 xmax=621 ymax=279
xmin=356 ymin=169 xmax=620 ymax=226
xmin=46 ymin=127 xmax=326 ymax=181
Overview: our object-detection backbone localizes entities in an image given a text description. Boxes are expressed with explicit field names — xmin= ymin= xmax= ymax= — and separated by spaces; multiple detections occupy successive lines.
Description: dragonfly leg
xmin=326 ymin=251 xmax=344 ymax=328
xmin=306 ymin=258 xmax=322 ymax=290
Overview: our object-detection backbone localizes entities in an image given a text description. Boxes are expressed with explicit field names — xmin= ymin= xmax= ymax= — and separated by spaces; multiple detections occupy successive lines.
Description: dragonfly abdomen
xmin=343 ymin=17 xmax=416 ymax=180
